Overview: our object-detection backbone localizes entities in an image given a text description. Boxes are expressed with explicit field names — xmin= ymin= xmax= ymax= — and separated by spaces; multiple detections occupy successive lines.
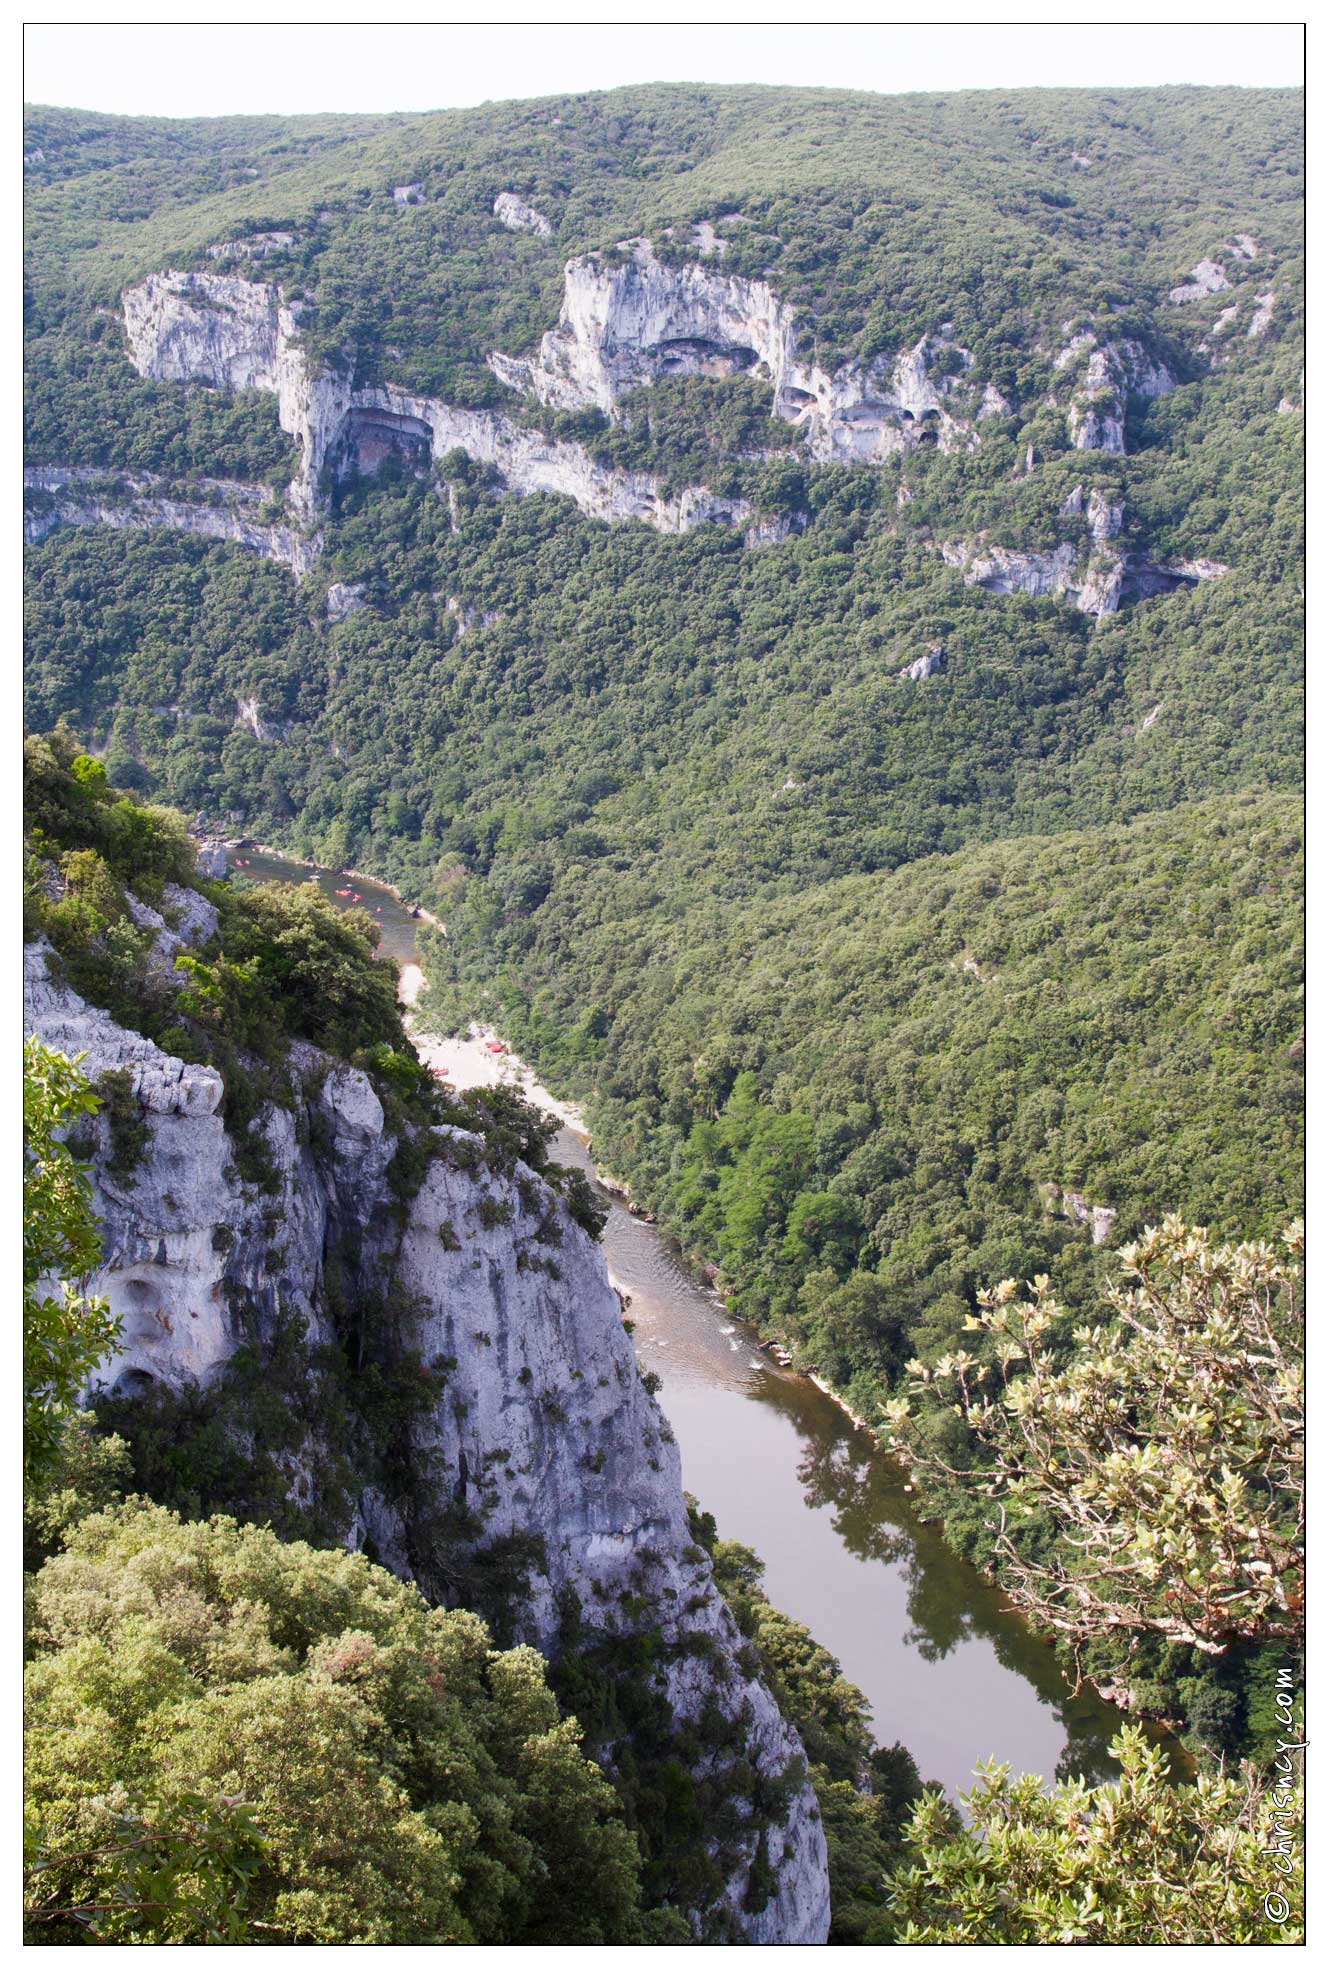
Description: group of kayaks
xmin=333 ymin=886 xmax=385 ymax=916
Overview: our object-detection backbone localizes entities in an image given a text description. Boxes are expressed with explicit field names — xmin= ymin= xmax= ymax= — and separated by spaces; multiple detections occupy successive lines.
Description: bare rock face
xmin=940 ymin=516 xmax=1224 ymax=620
xmin=1043 ymin=1184 xmax=1117 ymax=1245
xmin=117 ymin=270 xmax=784 ymax=548
xmin=122 ymin=270 xmax=293 ymax=395
xmin=23 ymin=941 xmax=830 ymax=1944
xmin=326 ymin=580 xmax=367 ymax=621
xmin=493 ymin=192 xmax=552 ymax=237
xmin=207 ymin=232 xmax=297 ymax=261
xmin=1059 ymin=335 xmax=1176 ymax=452
xmin=490 ymin=240 xmax=980 ymax=461
xmin=24 ymin=941 xmax=223 ymax=1118
xmin=194 ymin=840 xmax=229 ymax=881
xmin=1248 ymin=292 xmax=1277 ymax=339
xmin=126 ymin=880 xmax=220 ymax=981
xmin=24 ymin=465 xmax=320 ymax=575
xmin=898 ymin=643 xmax=944 ymax=681
xmin=1170 ymin=257 xmax=1232 ymax=304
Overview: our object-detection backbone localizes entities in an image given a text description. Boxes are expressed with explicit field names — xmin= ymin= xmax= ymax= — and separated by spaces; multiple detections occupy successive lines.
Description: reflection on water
xmin=240 ymin=847 xmax=1177 ymax=1798
xmin=233 ymin=850 xmax=424 ymax=967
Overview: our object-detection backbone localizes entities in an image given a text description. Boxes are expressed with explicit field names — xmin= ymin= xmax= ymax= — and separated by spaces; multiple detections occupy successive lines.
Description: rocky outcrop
xmin=207 ymin=232 xmax=296 ymax=261
xmin=326 ymin=580 xmax=367 ymax=621
xmin=942 ymin=537 xmax=1084 ymax=607
xmin=1059 ymin=335 xmax=1176 ymax=452
xmin=1169 ymin=258 xmax=1232 ymax=304
xmin=121 ymin=272 xmax=321 ymax=519
xmin=234 ymin=694 xmax=277 ymax=743
xmin=24 ymin=464 xmax=321 ymax=575
xmin=1042 ymin=1182 xmax=1117 ymax=1245
xmin=25 ymin=940 xmax=223 ymax=1117
xmin=493 ymin=192 xmax=552 ymax=237
xmin=898 ymin=643 xmax=944 ymax=681
xmin=392 ymin=183 xmax=424 ymax=206
xmin=194 ymin=840 xmax=229 ymax=880
xmin=118 ymin=270 xmax=789 ymax=548
xmin=24 ymin=941 xmax=830 ymax=1944
xmin=444 ymin=595 xmax=501 ymax=638
xmin=940 ymin=506 xmax=1226 ymax=619
xmin=1248 ymin=292 xmax=1277 ymax=339
xmin=490 ymin=239 xmax=980 ymax=461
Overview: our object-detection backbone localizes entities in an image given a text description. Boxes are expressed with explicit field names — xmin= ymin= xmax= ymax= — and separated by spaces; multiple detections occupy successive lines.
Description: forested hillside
xmin=25 ymin=82 xmax=1303 ymax=1771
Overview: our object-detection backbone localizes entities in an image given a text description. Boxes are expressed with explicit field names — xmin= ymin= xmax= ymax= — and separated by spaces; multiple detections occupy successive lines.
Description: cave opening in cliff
xmin=111 ymin=1366 xmax=158 ymax=1398
xmin=654 ymin=338 xmax=758 ymax=378
xmin=334 ymin=407 xmax=435 ymax=483
xmin=1118 ymin=565 xmax=1201 ymax=605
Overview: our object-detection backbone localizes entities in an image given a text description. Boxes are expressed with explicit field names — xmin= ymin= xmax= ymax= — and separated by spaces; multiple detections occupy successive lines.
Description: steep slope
xmin=22 ymin=746 xmax=830 ymax=1941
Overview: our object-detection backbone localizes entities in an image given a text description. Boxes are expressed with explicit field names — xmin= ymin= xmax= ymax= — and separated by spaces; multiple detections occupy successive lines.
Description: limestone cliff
xmin=24 ymin=466 xmax=321 ymax=577
xmin=24 ymin=934 xmax=831 ymax=1945
xmin=1054 ymin=333 xmax=1177 ymax=453
xmin=491 ymin=238 xmax=980 ymax=461
xmin=940 ymin=489 xmax=1226 ymax=620
xmin=117 ymin=270 xmax=788 ymax=550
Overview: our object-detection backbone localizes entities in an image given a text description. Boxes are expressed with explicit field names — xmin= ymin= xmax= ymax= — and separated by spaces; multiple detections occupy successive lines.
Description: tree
xmin=23 ymin=1038 xmax=119 ymax=1487
xmin=885 ymin=1218 xmax=1304 ymax=1664
xmin=26 ymin=1502 xmax=650 ymax=1945
xmin=878 ymin=1724 xmax=1302 ymax=1943
xmin=24 ymin=1791 xmax=267 ymax=1945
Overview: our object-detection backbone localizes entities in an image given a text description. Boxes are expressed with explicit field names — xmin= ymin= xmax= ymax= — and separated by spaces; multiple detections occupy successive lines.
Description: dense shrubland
xmin=25 ymin=1503 xmax=656 ymax=1944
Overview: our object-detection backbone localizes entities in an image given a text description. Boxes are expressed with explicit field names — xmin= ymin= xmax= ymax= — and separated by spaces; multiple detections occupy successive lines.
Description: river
xmin=233 ymin=846 xmax=1171 ymax=1798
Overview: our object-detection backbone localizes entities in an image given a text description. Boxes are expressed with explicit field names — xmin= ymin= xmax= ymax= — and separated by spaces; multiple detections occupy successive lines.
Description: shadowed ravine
xmin=236 ymin=846 xmax=1179 ymax=1799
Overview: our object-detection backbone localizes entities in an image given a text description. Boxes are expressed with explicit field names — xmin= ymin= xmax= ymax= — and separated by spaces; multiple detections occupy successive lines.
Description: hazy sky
xmin=24 ymin=20 xmax=1304 ymax=120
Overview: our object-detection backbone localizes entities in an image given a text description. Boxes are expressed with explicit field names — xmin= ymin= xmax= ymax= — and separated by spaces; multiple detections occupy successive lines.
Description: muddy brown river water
xmin=236 ymin=846 xmax=1178 ymax=1798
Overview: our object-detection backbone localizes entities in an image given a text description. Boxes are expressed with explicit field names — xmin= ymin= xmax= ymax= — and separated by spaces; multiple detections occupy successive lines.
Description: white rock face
xmin=444 ymin=595 xmax=501 ymax=638
xmin=23 ymin=940 xmax=829 ymax=1942
xmin=490 ymin=241 xmax=979 ymax=462
xmin=689 ymin=220 xmax=727 ymax=258
xmin=1248 ymin=292 xmax=1277 ymax=339
xmin=118 ymin=270 xmax=786 ymax=547
xmin=234 ymin=695 xmax=286 ymax=744
xmin=1061 ymin=337 xmax=1176 ymax=452
xmin=1087 ymin=487 xmax=1123 ymax=545
xmin=24 ymin=464 xmax=320 ymax=575
xmin=493 ymin=192 xmax=552 ymax=237
xmin=1169 ymin=258 xmax=1232 ymax=304
xmin=942 ymin=537 xmax=1086 ymax=606
xmin=393 ymin=183 xmax=424 ymax=206
xmin=326 ymin=580 xmax=367 ymax=621
xmin=940 ymin=520 xmax=1225 ymax=620
xmin=24 ymin=941 xmax=223 ymax=1117
xmin=898 ymin=643 xmax=944 ymax=681
xmin=207 ymin=232 xmax=296 ymax=261
xmin=127 ymin=880 xmax=220 ymax=980
xmin=195 ymin=840 xmax=229 ymax=880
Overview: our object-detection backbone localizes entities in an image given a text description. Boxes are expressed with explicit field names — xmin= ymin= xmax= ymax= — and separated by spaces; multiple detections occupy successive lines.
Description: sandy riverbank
xmin=402 ymin=970 xmax=588 ymax=1134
